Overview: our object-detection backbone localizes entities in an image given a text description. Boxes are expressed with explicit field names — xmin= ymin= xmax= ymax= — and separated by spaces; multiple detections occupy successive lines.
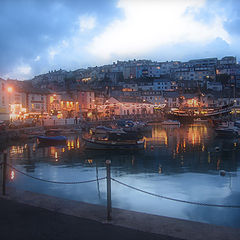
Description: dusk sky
xmin=1 ymin=0 xmax=240 ymax=80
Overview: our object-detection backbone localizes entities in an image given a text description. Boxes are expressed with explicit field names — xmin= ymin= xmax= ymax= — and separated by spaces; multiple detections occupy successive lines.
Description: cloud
xmin=0 ymin=0 xmax=120 ymax=78
xmin=34 ymin=56 xmax=41 ymax=62
xmin=87 ymin=0 xmax=230 ymax=60
xmin=0 ymin=0 xmax=240 ymax=79
xmin=3 ymin=64 xmax=32 ymax=80
xmin=79 ymin=15 xmax=96 ymax=32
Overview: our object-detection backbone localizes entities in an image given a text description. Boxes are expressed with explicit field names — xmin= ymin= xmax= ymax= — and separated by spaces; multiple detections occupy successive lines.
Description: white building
xmin=103 ymin=97 xmax=154 ymax=116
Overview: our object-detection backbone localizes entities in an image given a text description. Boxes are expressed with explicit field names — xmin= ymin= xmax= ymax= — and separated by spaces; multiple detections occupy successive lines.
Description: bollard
xmin=2 ymin=152 xmax=7 ymax=195
xmin=106 ymin=160 xmax=112 ymax=221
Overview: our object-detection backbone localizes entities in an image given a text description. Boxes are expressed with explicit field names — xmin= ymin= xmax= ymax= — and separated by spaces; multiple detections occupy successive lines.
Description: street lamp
xmin=7 ymin=86 xmax=13 ymax=93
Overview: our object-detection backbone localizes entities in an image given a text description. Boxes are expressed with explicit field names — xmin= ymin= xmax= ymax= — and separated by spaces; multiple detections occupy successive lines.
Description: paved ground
xmin=0 ymin=198 xmax=181 ymax=240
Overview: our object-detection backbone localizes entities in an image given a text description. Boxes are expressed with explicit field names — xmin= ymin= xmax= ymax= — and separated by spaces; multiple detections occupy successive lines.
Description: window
xmin=2 ymin=96 xmax=5 ymax=105
xmin=32 ymin=96 xmax=34 ymax=100
xmin=2 ymin=83 xmax=4 ymax=91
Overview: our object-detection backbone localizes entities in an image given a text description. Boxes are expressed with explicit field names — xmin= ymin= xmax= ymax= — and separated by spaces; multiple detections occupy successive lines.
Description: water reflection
xmin=4 ymin=124 xmax=240 ymax=227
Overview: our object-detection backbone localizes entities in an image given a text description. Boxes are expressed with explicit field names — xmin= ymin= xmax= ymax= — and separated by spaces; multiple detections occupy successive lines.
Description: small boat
xmin=37 ymin=129 xmax=67 ymax=144
xmin=215 ymin=122 xmax=240 ymax=138
xmin=193 ymin=118 xmax=208 ymax=123
xmin=215 ymin=127 xmax=239 ymax=137
xmin=82 ymin=137 xmax=145 ymax=150
xmin=83 ymin=130 xmax=144 ymax=150
xmin=161 ymin=120 xmax=180 ymax=126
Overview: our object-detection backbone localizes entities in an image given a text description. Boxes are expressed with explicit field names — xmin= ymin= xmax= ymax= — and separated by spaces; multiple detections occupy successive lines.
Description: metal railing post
xmin=2 ymin=151 xmax=7 ymax=195
xmin=106 ymin=160 xmax=112 ymax=221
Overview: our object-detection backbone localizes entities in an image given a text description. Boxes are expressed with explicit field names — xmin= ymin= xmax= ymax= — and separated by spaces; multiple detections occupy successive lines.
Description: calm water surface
xmin=3 ymin=123 xmax=240 ymax=228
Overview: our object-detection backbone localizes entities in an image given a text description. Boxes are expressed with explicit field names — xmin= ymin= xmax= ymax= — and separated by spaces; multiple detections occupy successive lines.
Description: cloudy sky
xmin=0 ymin=0 xmax=240 ymax=80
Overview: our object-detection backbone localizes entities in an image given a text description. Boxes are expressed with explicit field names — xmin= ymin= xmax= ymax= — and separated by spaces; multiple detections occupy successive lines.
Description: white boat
xmin=161 ymin=120 xmax=180 ymax=126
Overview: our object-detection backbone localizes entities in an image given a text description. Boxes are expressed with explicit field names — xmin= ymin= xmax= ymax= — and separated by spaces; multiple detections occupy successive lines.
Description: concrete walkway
xmin=1 ymin=187 xmax=239 ymax=240
xmin=0 ymin=198 xmax=179 ymax=240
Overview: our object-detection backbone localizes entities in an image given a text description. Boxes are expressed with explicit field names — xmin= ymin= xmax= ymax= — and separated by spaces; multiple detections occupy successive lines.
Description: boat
xmin=161 ymin=120 xmax=180 ymax=126
xmin=215 ymin=127 xmax=239 ymax=137
xmin=193 ymin=118 xmax=208 ymax=123
xmin=82 ymin=137 xmax=145 ymax=150
xmin=215 ymin=122 xmax=240 ymax=138
xmin=167 ymin=103 xmax=234 ymax=123
xmin=37 ymin=129 xmax=67 ymax=144
xmin=82 ymin=130 xmax=144 ymax=150
xmin=116 ymin=120 xmax=149 ymax=134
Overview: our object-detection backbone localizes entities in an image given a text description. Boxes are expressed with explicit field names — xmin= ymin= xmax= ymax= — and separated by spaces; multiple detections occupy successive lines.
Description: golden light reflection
xmin=158 ymin=164 xmax=162 ymax=174
xmin=145 ymin=126 xmax=168 ymax=146
xmin=217 ymin=159 xmax=220 ymax=170
xmin=77 ymin=138 xmax=80 ymax=148
xmin=55 ymin=151 xmax=58 ymax=161
xmin=88 ymin=159 xmax=93 ymax=164
xmin=208 ymin=152 xmax=211 ymax=163
xmin=67 ymin=140 xmax=71 ymax=150
xmin=10 ymin=170 xmax=15 ymax=180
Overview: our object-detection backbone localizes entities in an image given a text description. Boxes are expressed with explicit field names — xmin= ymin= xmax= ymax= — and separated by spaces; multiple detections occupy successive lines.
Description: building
xmin=103 ymin=96 xmax=154 ymax=117
xmin=206 ymin=81 xmax=223 ymax=92
xmin=76 ymin=90 xmax=95 ymax=118
xmin=153 ymin=79 xmax=177 ymax=91
xmin=0 ymin=78 xmax=9 ymax=121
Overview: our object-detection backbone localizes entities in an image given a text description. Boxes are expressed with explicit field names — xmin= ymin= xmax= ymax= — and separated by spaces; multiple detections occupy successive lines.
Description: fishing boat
xmin=37 ymin=129 xmax=67 ymax=144
xmin=82 ymin=130 xmax=144 ymax=150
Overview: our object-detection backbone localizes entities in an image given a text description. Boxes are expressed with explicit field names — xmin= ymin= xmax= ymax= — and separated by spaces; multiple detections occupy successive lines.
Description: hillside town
xmin=0 ymin=56 xmax=239 ymax=124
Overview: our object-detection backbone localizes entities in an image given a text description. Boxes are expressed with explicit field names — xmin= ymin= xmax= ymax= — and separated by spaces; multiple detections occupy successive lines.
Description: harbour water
xmin=3 ymin=123 xmax=240 ymax=228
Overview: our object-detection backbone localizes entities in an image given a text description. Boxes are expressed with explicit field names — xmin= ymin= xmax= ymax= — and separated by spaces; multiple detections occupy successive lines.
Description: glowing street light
xmin=7 ymin=86 xmax=13 ymax=93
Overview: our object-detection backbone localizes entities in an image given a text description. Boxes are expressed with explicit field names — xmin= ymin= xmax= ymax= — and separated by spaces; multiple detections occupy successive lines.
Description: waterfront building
xmin=0 ymin=78 xmax=10 ymax=121
xmin=103 ymin=96 xmax=154 ymax=117
xmin=76 ymin=90 xmax=95 ymax=119
xmin=26 ymin=90 xmax=48 ymax=116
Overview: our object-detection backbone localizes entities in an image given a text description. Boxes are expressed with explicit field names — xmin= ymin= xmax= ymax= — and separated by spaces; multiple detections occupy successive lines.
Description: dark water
xmin=3 ymin=123 xmax=240 ymax=228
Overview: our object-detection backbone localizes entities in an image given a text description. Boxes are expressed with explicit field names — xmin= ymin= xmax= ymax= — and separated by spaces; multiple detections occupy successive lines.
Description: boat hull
xmin=215 ymin=128 xmax=239 ymax=138
xmin=82 ymin=137 xmax=144 ymax=150
xmin=37 ymin=136 xmax=67 ymax=144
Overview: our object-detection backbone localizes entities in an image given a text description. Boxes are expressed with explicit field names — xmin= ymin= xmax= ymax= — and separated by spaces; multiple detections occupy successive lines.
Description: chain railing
xmin=7 ymin=163 xmax=106 ymax=184
xmin=1 ymin=156 xmax=240 ymax=222
xmin=111 ymin=177 xmax=240 ymax=208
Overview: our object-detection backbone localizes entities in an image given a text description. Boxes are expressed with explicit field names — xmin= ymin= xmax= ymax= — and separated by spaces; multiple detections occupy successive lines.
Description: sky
xmin=0 ymin=0 xmax=240 ymax=80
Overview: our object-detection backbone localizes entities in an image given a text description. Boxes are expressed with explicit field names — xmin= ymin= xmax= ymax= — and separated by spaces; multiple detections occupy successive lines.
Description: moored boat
xmin=215 ymin=122 xmax=240 ymax=138
xmin=215 ymin=127 xmax=239 ymax=138
xmin=161 ymin=120 xmax=180 ymax=126
xmin=83 ymin=128 xmax=144 ymax=150
xmin=82 ymin=137 xmax=145 ymax=150
xmin=37 ymin=129 xmax=67 ymax=144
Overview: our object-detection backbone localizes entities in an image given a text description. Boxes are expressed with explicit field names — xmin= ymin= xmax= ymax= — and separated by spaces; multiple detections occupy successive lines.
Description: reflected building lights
xmin=10 ymin=170 xmax=15 ymax=180
xmin=208 ymin=152 xmax=211 ymax=163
